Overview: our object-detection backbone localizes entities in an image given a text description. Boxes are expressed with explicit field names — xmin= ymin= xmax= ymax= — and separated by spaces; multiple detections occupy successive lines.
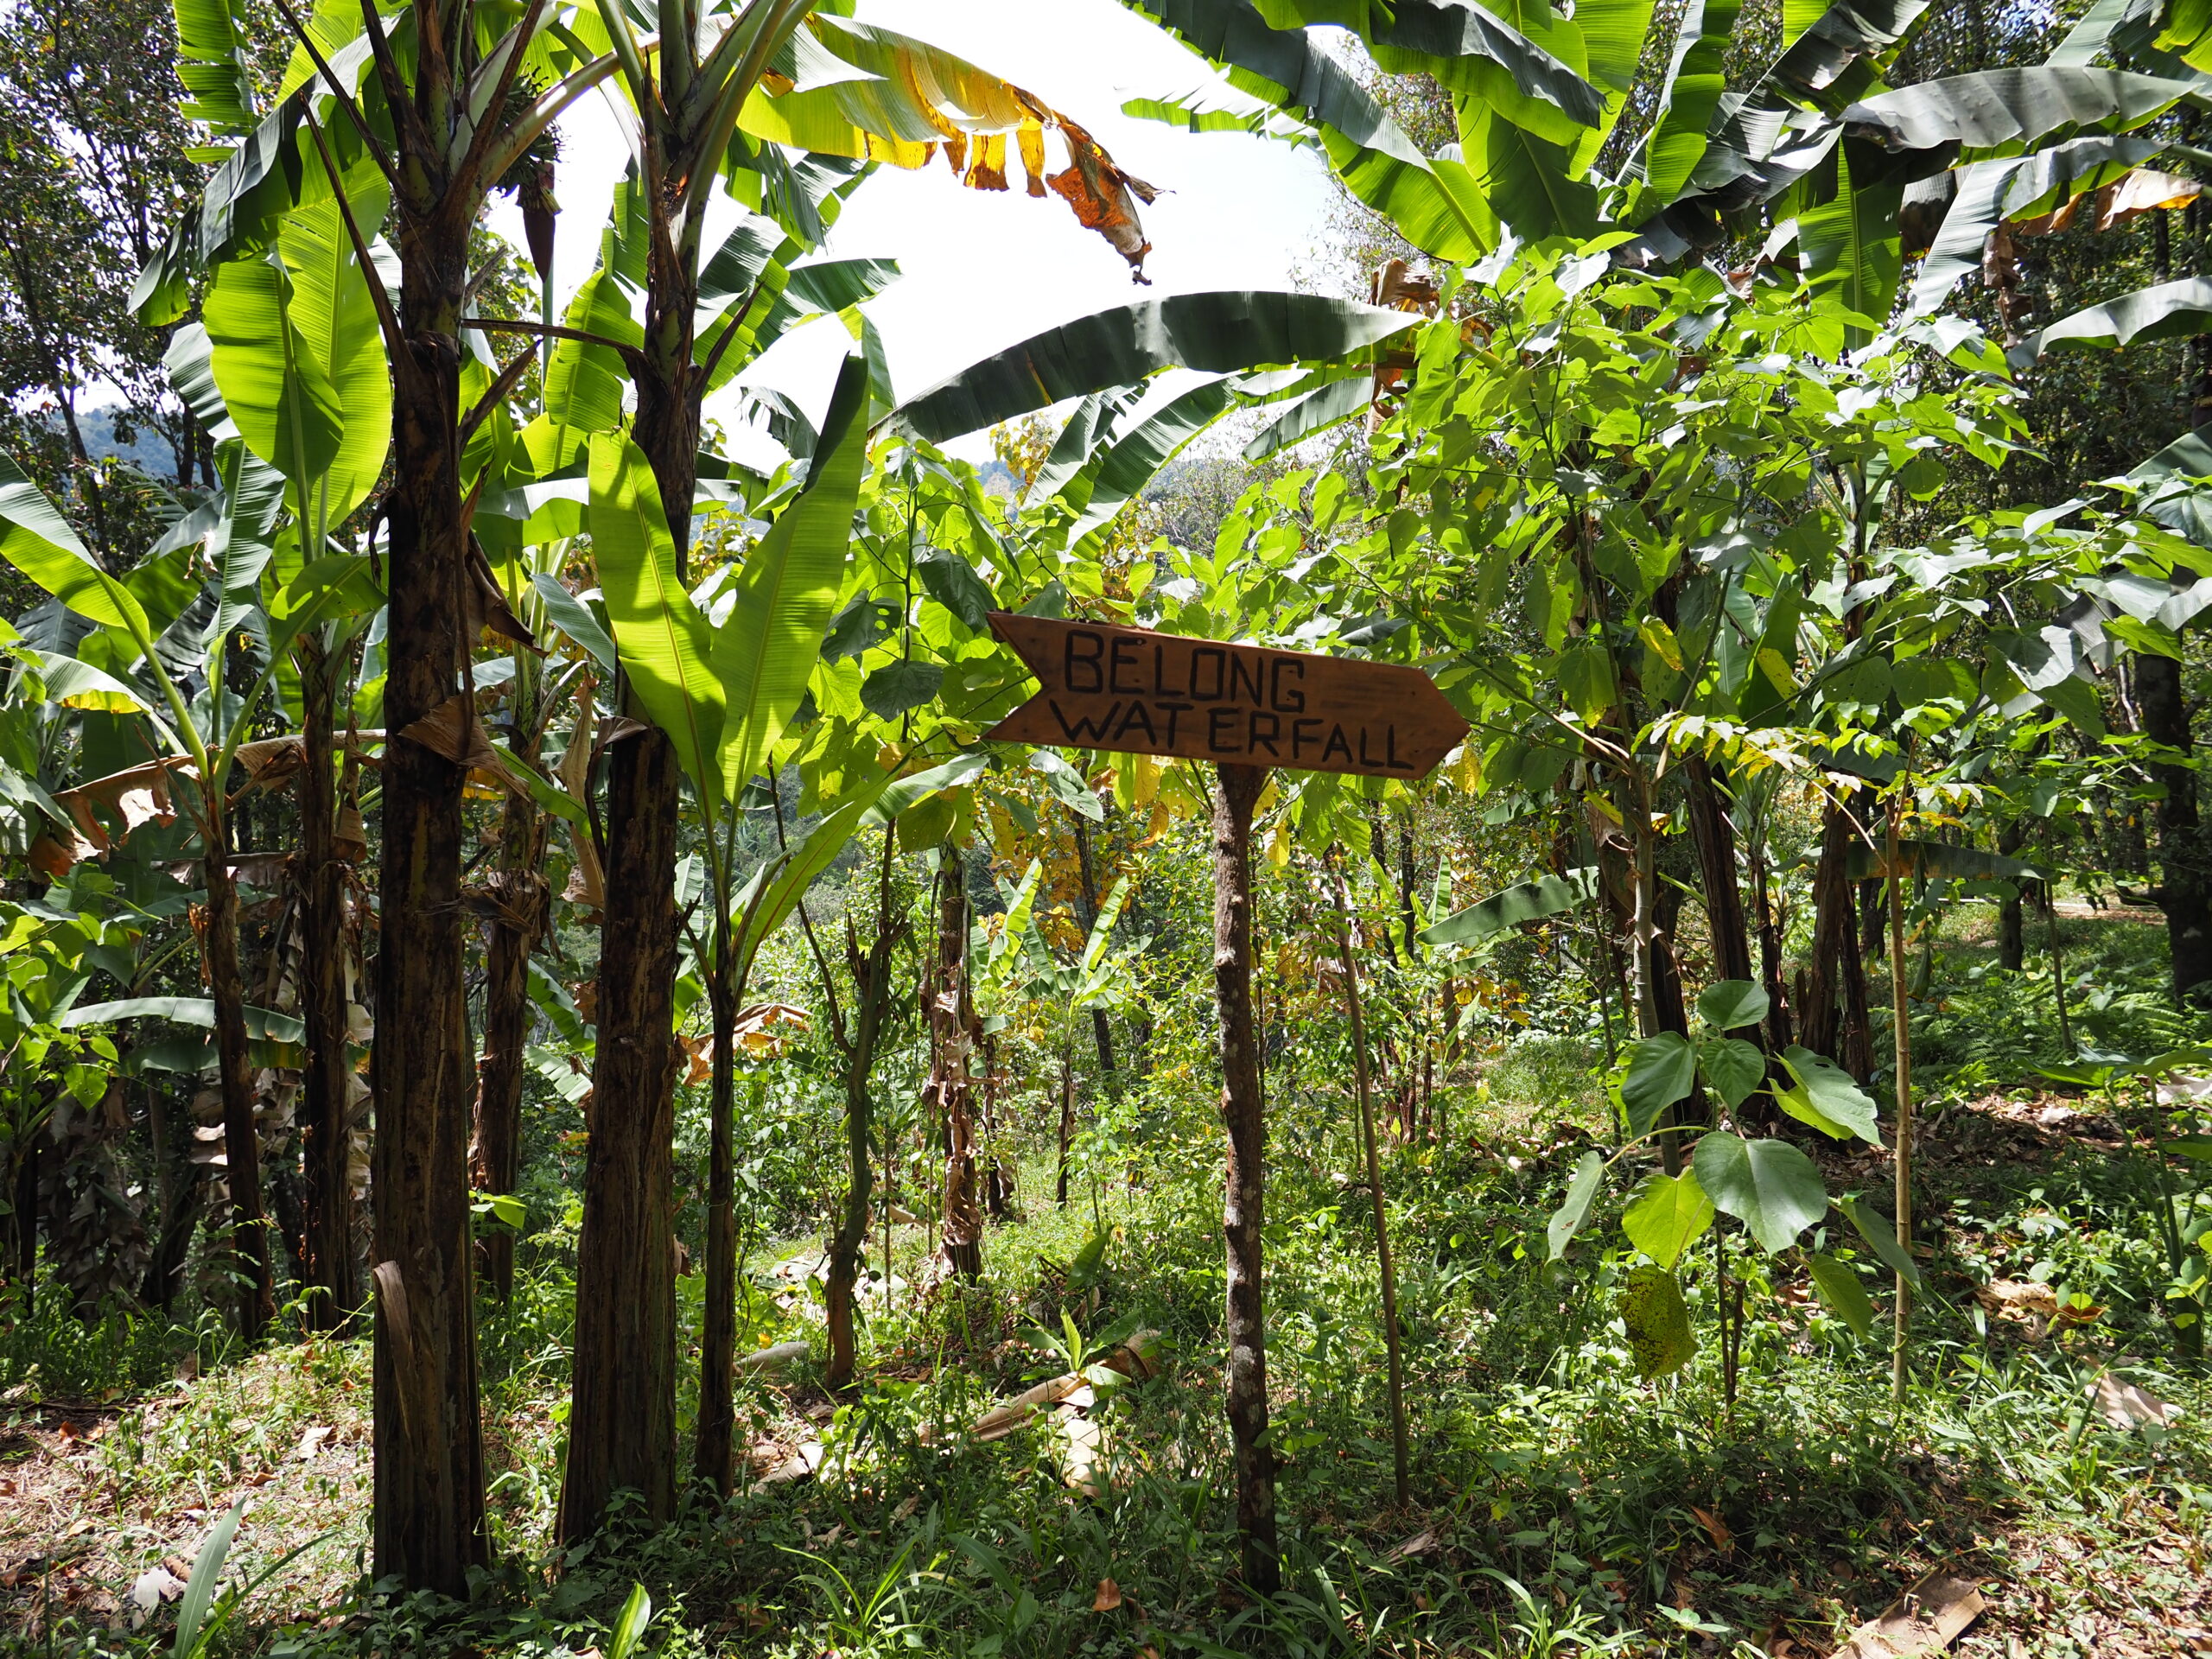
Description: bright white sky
xmin=486 ymin=0 xmax=1341 ymax=456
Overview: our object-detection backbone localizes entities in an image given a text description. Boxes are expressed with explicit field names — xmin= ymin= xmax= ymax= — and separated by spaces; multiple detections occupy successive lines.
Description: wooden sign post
xmin=989 ymin=614 xmax=1466 ymax=1591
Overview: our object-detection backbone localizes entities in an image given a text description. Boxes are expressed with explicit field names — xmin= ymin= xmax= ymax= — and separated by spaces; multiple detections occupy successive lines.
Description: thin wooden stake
xmin=1885 ymin=787 xmax=1914 ymax=1405
xmin=1212 ymin=763 xmax=1278 ymax=1592
xmin=1329 ymin=859 xmax=1412 ymax=1510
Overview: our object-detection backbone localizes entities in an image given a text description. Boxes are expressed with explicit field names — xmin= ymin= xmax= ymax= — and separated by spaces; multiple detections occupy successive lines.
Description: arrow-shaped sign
xmin=984 ymin=613 xmax=1468 ymax=779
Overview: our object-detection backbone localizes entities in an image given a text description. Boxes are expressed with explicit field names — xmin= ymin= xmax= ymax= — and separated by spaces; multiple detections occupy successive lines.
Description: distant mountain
xmin=60 ymin=407 xmax=178 ymax=479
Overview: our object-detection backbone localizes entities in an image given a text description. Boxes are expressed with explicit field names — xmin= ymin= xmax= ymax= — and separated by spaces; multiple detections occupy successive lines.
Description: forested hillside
xmin=6 ymin=1 xmax=2212 ymax=1655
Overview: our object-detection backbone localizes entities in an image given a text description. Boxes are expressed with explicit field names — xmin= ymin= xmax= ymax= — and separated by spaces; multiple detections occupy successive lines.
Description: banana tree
xmin=0 ymin=448 xmax=373 ymax=1340
xmin=543 ymin=0 xmax=1182 ymax=1528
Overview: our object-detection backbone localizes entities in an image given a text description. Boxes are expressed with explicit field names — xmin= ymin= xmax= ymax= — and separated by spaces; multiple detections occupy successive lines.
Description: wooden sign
xmin=984 ymin=613 xmax=1468 ymax=779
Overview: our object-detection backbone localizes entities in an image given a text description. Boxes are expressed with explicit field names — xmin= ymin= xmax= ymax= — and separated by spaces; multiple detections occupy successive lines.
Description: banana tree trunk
xmin=564 ymin=211 xmax=699 ymax=1538
xmin=373 ymin=222 xmax=486 ymax=1592
xmin=471 ymin=777 xmax=545 ymax=1305
xmin=1213 ymin=762 xmax=1278 ymax=1593
xmin=561 ymin=722 xmax=681 ymax=1537
xmin=203 ymin=812 xmax=274 ymax=1342
xmin=297 ymin=638 xmax=359 ymax=1328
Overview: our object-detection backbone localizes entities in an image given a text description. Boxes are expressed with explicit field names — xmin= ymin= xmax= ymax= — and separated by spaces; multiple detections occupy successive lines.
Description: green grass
xmin=5 ymin=918 xmax=2212 ymax=1656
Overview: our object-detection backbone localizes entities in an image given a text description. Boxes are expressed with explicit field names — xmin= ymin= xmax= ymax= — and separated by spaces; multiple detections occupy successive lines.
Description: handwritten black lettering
xmin=1157 ymin=700 xmax=1192 ymax=746
xmin=1322 ymin=723 xmax=1354 ymax=765
xmin=1228 ymin=652 xmax=1262 ymax=707
xmin=1248 ymin=710 xmax=1281 ymax=759
xmin=1207 ymin=706 xmax=1238 ymax=753
xmin=1270 ymin=658 xmax=1305 ymax=713
xmin=1065 ymin=630 xmax=1104 ymax=693
xmin=1113 ymin=701 xmax=1159 ymax=746
xmin=1050 ymin=698 xmax=1119 ymax=744
xmin=1109 ymin=637 xmax=1143 ymax=694
xmin=1291 ymin=716 xmax=1321 ymax=759
xmin=1190 ymin=646 xmax=1225 ymax=702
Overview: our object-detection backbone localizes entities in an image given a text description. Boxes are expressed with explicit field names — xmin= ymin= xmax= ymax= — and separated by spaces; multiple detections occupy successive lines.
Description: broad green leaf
xmin=1844 ymin=67 xmax=2195 ymax=153
xmin=2165 ymin=1135 xmax=2212 ymax=1161
xmin=1645 ymin=0 xmax=1738 ymax=199
xmin=1777 ymin=1045 xmax=1881 ymax=1143
xmin=713 ymin=352 xmax=871 ymax=800
xmin=2017 ymin=275 xmax=2212 ymax=361
xmin=589 ymin=433 xmax=725 ymax=811
xmin=1116 ymin=0 xmax=1491 ymax=261
xmin=22 ymin=651 xmax=154 ymax=715
xmin=545 ymin=176 xmax=647 ymax=442
xmin=531 ymin=574 xmax=618 ymax=672
xmin=1692 ymin=1130 xmax=1827 ymax=1254
xmin=893 ymin=292 xmax=1419 ymax=442
xmin=915 ymin=546 xmax=995 ymax=631
xmin=1620 ymin=1169 xmax=1714 ymax=1269
xmin=1618 ymin=1264 xmax=1695 ymax=1377
xmin=1621 ymin=1032 xmax=1696 ymax=1139
xmin=1805 ymin=1251 xmax=1876 ymax=1338
xmin=1800 ymin=142 xmax=1903 ymax=350
xmin=277 ymin=164 xmax=393 ymax=526
xmin=203 ymin=251 xmax=345 ymax=487
xmin=61 ymin=997 xmax=306 ymax=1043
xmin=1546 ymin=1148 xmax=1604 ymax=1261
xmin=1461 ymin=102 xmax=1598 ymax=241
xmin=1839 ymin=1193 xmax=1922 ymax=1287
xmin=861 ymin=659 xmax=944 ymax=720
xmin=1698 ymin=1037 xmax=1767 ymax=1110
xmin=1696 ymin=978 xmax=1768 ymax=1032
xmin=1419 ymin=867 xmax=1595 ymax=947
xmin=0 ymin=452 xmax=149 ymax=634
xmin=174 ymin=0 xmax=258 ymax=137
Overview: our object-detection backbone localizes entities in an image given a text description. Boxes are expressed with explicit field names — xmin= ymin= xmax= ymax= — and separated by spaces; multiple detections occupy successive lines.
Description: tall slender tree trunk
xmin=561 ymin=726 xmax=681 ymax=1536
xmin=1801 ymin=798 xmax=1874 ymax=1073
xmin=2138 ymin=652 xmax=2212 ymax=1002
xmin=1686 ymin=760 xmax=1757 ymax=1009
xmin=981 ymin=1033 xmax=1012 ymax=1220
xmin=1055 ymin=1047 xmax=1074 ymax=1208
xmin=297 ymin=639 xmax=359 ymax=1329
xmin=1213 ymin=764 xmax=1278 ymax=1593
xmin=565 ymin=175 xmax=701 ymax=1536
xmin=931 ymin=850 xmax=982 ymax=1281
xmin=695 ymin=929 xmax=742 ymax=1495
xmin=374 ymin=212 xmax=487 ymax=1592
xmin=1997 ymin=819 xmax=2028 ymax=973
xmin=470 ymin=778 xmax=544 ymax=1305
xmin=826 ymin=838 xmax=899 ymax=1393
xmin=1072 ymin=819 xmax=1117 ymax=1075
xmin=203 ymin=816 xmax=274 ymax=1342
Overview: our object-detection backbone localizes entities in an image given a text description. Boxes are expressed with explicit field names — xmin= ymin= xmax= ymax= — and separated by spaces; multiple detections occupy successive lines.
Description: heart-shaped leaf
xmin=1621 ymin=1032 xmax=1696 ymax=1138
xmin=1777 ymin=1046 xmax=1881 ymax=1143
xmin=1621 ymin=1169 xmax=1714 ymax=1270
xmin=1693 ymin=1130 xmax=1827 ymax=1254
xmin=1696 ymin=978 xmax=1769 ymax=1032
xmin=1699 ymin=1036 xmax=1767 ymax=1109
xmin=1618 ymin=1265 xmax=1695 ymax=1378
